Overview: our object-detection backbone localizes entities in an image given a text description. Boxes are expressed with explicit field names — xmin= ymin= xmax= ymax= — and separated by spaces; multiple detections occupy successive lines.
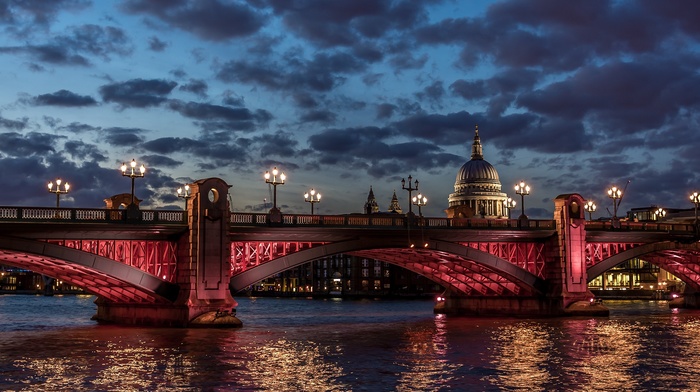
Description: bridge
xmin=1 ymin=178 xmax=699 ymax=326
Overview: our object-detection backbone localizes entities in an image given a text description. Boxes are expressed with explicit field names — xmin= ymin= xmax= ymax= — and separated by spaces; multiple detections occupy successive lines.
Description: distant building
xmin=387 ymin=190 xmax=403 ymax=214
xmin=446 ymin=125 xmax=508 ymax=218
xmin=364 ymin=186 xmax=379 ymax=214
xmin=247 ymin=254 xmax=443 ymax=298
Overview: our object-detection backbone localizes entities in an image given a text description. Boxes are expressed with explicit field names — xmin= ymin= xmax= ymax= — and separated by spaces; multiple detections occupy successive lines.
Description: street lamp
xmin=47 ymin=178 xmax=70 ymax=208
xmin=412 ymin=193 xmax=428 ymax=217
xmin=121 ymin=159 xmax=146 ymax=206
xmin=304 ymin=188 xmax=321 ymax=215
xmin=584 ymin=200 xmax=597 ymax=221
xmin=264 ymin=166 xmax=285 ymax=212
xmin=401 ymin=175 xmax=419 ymax=215
xmin=607 ymin=186 xmax=622 ymax=219
xmin=654 ymin=207 xmax=666 ymax=221
xmin=177 ymin=184 xmax=190 ymax=210
xmin=503 ymin=197 xmax=516 ymax=219
xmin=514 ymin=181 xmax=530 ymax=219
xmin=690 ymin=192 xmax=700 ymax=226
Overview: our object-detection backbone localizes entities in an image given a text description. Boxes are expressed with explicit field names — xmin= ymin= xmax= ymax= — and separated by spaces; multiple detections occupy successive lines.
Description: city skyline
xmin=1 ymin=1 xmax=700 ymax=218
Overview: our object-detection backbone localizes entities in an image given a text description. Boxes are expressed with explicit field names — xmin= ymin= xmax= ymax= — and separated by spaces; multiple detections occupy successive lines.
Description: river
xmin=1 ymin=295 xmax=699 ymax=391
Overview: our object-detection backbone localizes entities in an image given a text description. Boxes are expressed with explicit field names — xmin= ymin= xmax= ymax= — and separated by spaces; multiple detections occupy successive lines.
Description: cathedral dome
xmin=455 ymin=159 xmax=500 ymax=185
xmin=446 ymin=125 xmax=507 ymax=219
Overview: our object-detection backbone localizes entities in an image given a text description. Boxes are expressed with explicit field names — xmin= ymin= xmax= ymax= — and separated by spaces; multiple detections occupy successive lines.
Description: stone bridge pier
xmin=93 ymin=178 xmax=241 ymax=327
xmin=439 ymin=194 xmax=609 ymax=317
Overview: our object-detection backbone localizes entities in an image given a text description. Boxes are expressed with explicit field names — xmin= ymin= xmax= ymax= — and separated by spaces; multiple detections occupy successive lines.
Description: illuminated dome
xmin=446 ymin=125 xmax=507 ymax=218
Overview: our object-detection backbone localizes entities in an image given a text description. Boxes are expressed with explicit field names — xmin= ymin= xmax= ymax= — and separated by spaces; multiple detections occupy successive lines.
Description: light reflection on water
xmin=2 ymin=296 xmax=700 ymax=391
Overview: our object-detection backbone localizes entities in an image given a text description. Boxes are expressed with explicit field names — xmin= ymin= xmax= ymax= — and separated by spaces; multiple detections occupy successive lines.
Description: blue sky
xmin=1 ymin=0 xmax=699 ymax=219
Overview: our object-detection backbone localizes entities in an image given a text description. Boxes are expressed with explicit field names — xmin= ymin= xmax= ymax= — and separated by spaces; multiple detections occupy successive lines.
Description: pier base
xmin=92 ymin=298 xmax=242 ymax=328
xmin=669 ymin=292 xmax=700 ymax=309
xmin=434 ymin=296 xmax=609 ymax=317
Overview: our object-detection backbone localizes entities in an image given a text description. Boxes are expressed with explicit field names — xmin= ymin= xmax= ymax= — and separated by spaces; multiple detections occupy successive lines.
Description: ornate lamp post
xmin=584 ymin=200 xmax=597 ymax=221
xmin=177 ymin=184 xmax=190 ymax=210
xmin=401 ymin=175 xmax=419 ymax=215
xmin=121 ymin=159 xmax=146 ymax=207
xmin=304 ymin=188 xmax=321 ymax=215
xmin=412 ymin=193 xmax=428 ymax=217
xmin=654 ymin=207 xmax=666 ymax=221
xmin=264 ymin=166 xmax=285 ymax=212
xmin=503 ymin=197 xmax=516 ymax=219
xmin=690 ymin=192 xmax=700 ymax=226
xmin=47 ymin=178 xmax=70 ymax=208
xmin=607 ymin=186 xmax=622 ymax=219
xmin=514 ymin=181 xmax=530 ymax=219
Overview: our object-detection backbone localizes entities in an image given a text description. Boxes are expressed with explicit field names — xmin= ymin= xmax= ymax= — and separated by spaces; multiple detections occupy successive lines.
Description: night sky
xmin=1 ymin=0 xmax=699 ymax=219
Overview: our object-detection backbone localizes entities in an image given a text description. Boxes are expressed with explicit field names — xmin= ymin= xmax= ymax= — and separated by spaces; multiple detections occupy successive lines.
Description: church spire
xmin=388 ymin=190 xmax=402 ymax=214
xmin=470 ymin=124 xmax=483 ymax=160
xmin=364 ymin=186 xmax=379 ymax=214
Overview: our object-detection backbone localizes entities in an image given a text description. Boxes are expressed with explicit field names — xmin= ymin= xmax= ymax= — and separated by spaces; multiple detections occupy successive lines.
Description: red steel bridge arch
xmin=587 ymin=241 xmax=700 ymax=291
xmin=0 ymin=236 xmax=179 ymax=303
xmin=230 ymin=235 xmax=550 ymax=297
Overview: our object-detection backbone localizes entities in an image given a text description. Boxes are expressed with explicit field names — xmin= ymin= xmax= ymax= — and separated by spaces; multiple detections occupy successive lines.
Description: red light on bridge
xmin=436 ymin=296 xmax=445 ymax=302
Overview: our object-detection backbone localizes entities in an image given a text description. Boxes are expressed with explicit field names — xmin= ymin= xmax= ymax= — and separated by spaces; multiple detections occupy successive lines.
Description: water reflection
xmin=394 ymin=314 xmax=462 ymax=391
xmin=4 ymin=297 xmax=700 ymax=390
xmin=486 ymin=322 xmax=556 ymax=390
xmin=240 ymin=338 xmax=348 ymax=391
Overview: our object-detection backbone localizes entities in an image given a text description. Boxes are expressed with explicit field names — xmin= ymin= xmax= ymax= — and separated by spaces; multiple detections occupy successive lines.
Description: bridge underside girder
xmin=0 ymin=236 xmax=179 ymax=304
xmin=229 ymin=239 xmax=547 ymax=297
xmin=350 ymin=249 xmax=534 ymax=297
xmin=586 ymin=242 xmax=700 ymax=292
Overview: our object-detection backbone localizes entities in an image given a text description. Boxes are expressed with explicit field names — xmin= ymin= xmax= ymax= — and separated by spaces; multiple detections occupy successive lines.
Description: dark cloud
xmin=33 ymin=89 xmax=97 ymax=107
xmin=99 ymin=78 xmax=177 ymax=108
xmin=121 ymin=0 xmax=266 ymax=41
xmin=299 ymin=110 xmax=337 ymax=125
xmin=254 ymin=131 xmax=298 ymax=158
xmin=376 ymin=103 xmax=397 ymax=120
xmin=306 ymin=126 xmax=460 ymax=177
xmin=268 ymin=0 xmax=432 ymax=48
xmin=217 ymin=51 xmax=367 ymax=93
xmin=0 ymin=115 xmax=29 ymax=131
xmin=0 ymin=24 xmax=132 ymax=66
xmin=63 ymin=140 xmax=107 ymax=162
xmin=0 ymin=44 xmax=89 ymax=66
xmin=148 ymin=36 xmax=167 ymax=52
xmin=167 ymin=100 xmax=272 ymax=132
xmin=179 ymin=79 xmax=208 ymax=98
xmin=56 ymin=122 xmax=100 ymax=134
xmin=142 ymin=136 xmax=250 ymax=166
xmin=517 ymin=59 xmax=700 ymax=137
xmin=0 ymin=132 xmax=61 ymax=157
xmin=0 ymin=0 xmax=90 ymax=32
xmin=140 ymin=154 xmax=182 ymax=168
xmin=102 ymin=127 xmax=146 ymax=147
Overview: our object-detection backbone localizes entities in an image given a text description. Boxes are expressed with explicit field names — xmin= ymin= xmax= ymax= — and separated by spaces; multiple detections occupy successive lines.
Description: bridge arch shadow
xmin=0 ymin=236 xmax=179 ymax=303
xmin=230 ymin=238 xmax=547 ymax=296
xmin=587 ymin=241 xmax=700 ymax=291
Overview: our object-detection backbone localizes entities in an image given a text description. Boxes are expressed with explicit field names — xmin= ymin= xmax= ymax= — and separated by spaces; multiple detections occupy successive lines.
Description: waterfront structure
xmin=364 ymin=186 xmax=380 ymax=214
xmin=446 ymin=125 xmax=507 ymax=219
xmin=6 ymin=175 xmax=700 ymax=325
xmin=249 ymin=254 xmax=442 ymax=298
xmin=387 ymin=190 xmax=403 ymax=214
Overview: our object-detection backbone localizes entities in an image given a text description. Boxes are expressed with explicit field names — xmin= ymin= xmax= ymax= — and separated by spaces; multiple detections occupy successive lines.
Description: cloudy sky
xmin=1 ymin=0 xmax=699 ymax=219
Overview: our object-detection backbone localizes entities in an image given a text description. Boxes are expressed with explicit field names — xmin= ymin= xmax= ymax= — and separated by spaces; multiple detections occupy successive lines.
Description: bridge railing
xmin=585 ymin=220 xmax=696 ymax=233
xmin=230 ymin=213 xmax=556 ymax=229
xmin=0 ymin=207 xmax=186 ymax=224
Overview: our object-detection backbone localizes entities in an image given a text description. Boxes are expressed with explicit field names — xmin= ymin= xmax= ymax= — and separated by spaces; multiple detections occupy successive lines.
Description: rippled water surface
xmin=1 ymin=295 xmax=700 ymax=391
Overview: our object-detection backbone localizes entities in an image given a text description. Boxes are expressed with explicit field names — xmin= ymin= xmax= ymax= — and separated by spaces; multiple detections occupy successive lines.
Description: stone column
xmin=551 ymin=194 xmax=608 ymax=315
xmin=177 ymin=177 xmax=241 ymax=326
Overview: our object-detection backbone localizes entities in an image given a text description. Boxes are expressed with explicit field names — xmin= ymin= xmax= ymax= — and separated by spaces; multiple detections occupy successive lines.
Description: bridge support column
xmin=94 ymin=178 xmax=241 ymax=327
xmin=548 ymin=194 xmax=608 ymax=316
